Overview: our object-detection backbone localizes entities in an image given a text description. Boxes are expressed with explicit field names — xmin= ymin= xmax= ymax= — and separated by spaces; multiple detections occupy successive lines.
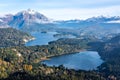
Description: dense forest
xmin=0 ymin=38 xmax=89 ymax=65
xmin=0 ymin=28 xmax=120 ymax=80
xmin=0 ymin=37 xmax=105 ymax=80
xmin=88 ymin=34 xmax=120 ymax=79
xmin=0 ymin=28 xmax=33 ymax=47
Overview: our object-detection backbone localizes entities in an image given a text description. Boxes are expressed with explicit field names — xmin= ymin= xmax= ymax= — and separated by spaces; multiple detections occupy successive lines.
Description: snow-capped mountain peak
xmin=27 ymin=9 xmax=36 ymax=14
xmin=0 ymin=9 xmax=54 ymax=29
xmin=12 ymin=9 xmax=53 ymax=24
xmin=19 ymin=9 xmax=37 ymax=15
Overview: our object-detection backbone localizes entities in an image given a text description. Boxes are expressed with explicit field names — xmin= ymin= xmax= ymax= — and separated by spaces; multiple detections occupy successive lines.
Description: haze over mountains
xmin=0 ymin=9 xmax=120 ymax=40
xmin=0 ymin=9 xmax=52 ymax=28
xmin=0 ymin=9 xmax=120 ymax=25
xmin=0 ymin=9 xmax=120 ymax=27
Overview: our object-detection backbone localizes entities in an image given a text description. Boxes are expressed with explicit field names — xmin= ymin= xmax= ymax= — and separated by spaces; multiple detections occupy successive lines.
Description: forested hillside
xmin=88 ymin=34 xmax=120 ymax=79
xmin=0 ymin=28 xmax=33 ymax=47
xmin=0 ymin=35 xmax=120 ymax=79
xmin=0 ymin=38 xmax=105 ymax=80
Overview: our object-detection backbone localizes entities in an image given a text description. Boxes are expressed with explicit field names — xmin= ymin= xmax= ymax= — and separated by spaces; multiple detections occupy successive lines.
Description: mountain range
xmin=0 ymin=9 xmax=120 ymax=40
xmin=0 ymin=9 xmax=120 ymax=28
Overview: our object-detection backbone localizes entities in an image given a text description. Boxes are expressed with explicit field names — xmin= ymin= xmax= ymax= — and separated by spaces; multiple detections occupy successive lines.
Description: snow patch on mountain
xmin=13 ymin=9 xmax=53 ymax=24
xmin=0 ymin=19 xmax=3 ymax=22
xmin=27 ymin=9 xmax=36 ymax=14
xmin=106 ymin=20 xmax=120 ymax=23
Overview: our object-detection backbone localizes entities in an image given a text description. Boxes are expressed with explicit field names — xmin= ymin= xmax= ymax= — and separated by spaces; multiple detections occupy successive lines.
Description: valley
xmin=0 ymin=9 xmax=120 ymax=80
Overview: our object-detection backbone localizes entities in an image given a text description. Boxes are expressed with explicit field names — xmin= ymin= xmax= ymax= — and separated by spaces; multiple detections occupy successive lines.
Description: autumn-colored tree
xmin=23 ymin=64 xmax=33 ymax=71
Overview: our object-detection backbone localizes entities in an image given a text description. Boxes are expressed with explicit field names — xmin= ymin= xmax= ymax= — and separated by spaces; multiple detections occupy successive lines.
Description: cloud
xmin=40 ymin=5 xmax=120 ymax=20
xmin=0 ymin=4 xmax=9 ymax=7
xmin=33 ymin=0 xmax=120 ymax=9
xmin=0 ymin=0 xmax=120 ymax=20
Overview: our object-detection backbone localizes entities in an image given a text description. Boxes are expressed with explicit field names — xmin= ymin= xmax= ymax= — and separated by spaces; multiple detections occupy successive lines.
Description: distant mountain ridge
xmin=0 ymin=9 xmax=120 ymax=29
xmin=56 ymin=16 xmax=120 ymax=24
xmin=0 ymin=9 xmax=120 ymax=38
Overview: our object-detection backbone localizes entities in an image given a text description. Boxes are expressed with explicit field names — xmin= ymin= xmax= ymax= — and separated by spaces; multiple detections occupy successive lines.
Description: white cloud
xmin=0 ymin=4 xmax=8 ymax=7
xmin=40 ymin=5 xmax=120 ymax=20
xmin=0 ymin=4 xmax=120 ymax=21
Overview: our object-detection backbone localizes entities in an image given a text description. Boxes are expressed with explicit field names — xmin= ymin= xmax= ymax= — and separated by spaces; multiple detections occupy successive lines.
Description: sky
xmin=0 ymin=0 xmax=120 ymax=20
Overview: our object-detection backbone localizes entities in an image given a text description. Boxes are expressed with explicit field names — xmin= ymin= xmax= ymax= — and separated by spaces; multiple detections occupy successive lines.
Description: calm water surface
xmin=25 ymin=32 xmax=103 ymax=70
xmin=25 ymin=32 xmax=57 ymax=46
xmin=25 ymin=32 xmax=75 ymax=46
xmin=42 ymin=51 xmax=103 ymax=70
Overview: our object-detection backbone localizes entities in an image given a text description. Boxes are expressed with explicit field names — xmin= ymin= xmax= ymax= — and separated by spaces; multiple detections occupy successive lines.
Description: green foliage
xmin=0 ymin=31 xmax=120 ymax=79
xmin=0 ymin=37 xmax=105 ymax=80
xmin=89 ymin=34 xmax=120 ymax=79
xmin=0 ymin=28 xmax=33 ymax=47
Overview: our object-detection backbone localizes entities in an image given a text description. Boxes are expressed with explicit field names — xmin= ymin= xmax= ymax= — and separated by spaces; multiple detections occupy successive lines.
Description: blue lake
xmin=25 ymin=32 xmax=76 ymax=46
xmin=25 ymin=32 xmax=103 ymax=70
xmin=42 ymin=51 xmax=103 ymax=70
xmin=25 ymin=32 xmax=58 ymax=46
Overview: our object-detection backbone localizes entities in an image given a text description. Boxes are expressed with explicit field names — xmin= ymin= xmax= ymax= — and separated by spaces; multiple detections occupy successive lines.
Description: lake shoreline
xmin=25 ymin=32 xmax=58 ymax=46
xmin=24 ymin=32 xmax=103 ymax=70
xmin=40 ymin=49 xmax=86 ymax=61
xmin=41 ymin=51 xmax=103 ymax=70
